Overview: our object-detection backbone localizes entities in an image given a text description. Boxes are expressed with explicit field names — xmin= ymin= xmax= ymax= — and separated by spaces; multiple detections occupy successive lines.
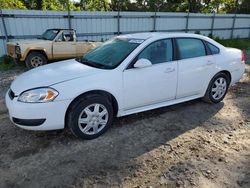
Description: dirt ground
xmin=0 ymin=63 xmax=249 ymax=188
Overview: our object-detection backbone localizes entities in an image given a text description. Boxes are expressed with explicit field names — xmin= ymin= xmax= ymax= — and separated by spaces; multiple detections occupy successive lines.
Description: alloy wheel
xmin=78 ymin=103 xmax=109 ymax=135
xmin=211 ymin=77 xmax=227 ymax=100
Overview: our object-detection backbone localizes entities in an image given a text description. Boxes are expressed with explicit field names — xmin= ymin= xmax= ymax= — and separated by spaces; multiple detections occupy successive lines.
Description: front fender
xmin=21 ymin=47 xmax=50 ymax=61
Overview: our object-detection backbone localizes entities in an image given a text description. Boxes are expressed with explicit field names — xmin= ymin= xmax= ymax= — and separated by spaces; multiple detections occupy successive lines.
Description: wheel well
xmin=219 ymin=70 xmax=231 ymax=84
xmin=64 ymin=90 xmax=119 ymax=126
xmin=26 ymin=50 xmax=48 ymax=60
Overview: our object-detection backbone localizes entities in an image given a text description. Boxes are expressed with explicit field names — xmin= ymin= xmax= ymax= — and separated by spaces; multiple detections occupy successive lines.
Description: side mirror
xmin=56 ymin=38 xmax=62 ymax=42
xmin=134 ymin=58 xmax=152 ymax=68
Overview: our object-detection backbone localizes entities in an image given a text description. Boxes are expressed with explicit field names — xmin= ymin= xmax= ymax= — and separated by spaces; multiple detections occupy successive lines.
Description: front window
xmin=137 ymin=39 xmax=173 ymax=64
xmin=79 ymin=38 xmax=142 ymax=69
xmin=57 ymin=31 xmax=75 ymax=42
xmin=38 ymin=29 xmax=59 ymax=41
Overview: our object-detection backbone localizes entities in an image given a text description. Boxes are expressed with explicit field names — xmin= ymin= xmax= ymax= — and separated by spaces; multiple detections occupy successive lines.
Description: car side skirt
xmin=117 ymin=94 xmax=203 ymax=117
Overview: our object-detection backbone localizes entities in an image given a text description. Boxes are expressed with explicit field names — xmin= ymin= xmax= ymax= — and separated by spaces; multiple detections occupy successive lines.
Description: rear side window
xmin=207 ymin=42 xmax=220 ymax=55
xmin=176 ymin=38 xmax=206 ymax=60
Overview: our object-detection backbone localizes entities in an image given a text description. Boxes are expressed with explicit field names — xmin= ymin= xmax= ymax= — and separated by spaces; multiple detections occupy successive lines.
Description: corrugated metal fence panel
xmin=213 ymin=14 xmax=234 ymax=39
xmin=120 ymin=12 xmax=154 ymax=33
xmin=0 ymin=9 xmax=249 ymax=56
xmin=71 ymin=11 xmax=117 ymax=41
xmin=156 ymin=12 xmax=187 ymax=31
xmin=233 ymin=14 xmax=250 ymax=38
xmin=0 ymin=12 xmax=6 ymax=55
xmin=2 ymin=9 xmax=68 ymax=38
xmin=188 ymin=13 xmax=213 ymax=36
xmin=0 ymin=40 xmax=5 ymax=56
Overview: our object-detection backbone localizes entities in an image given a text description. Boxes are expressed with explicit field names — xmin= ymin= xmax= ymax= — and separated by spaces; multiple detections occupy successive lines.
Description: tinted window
xmin=207 ymin=42 xmax=220 ymax=55
xmin=137 ymin=39 xmax=173 ymax=64
xmin=177 ymin=38 xmax=206 ymax=60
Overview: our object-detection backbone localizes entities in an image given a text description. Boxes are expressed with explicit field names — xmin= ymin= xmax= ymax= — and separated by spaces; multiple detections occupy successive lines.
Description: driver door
xmin=123 ymin=39 xmax=177 ymax=110
xmin=53 ymin=30 xmax=76 ymax=59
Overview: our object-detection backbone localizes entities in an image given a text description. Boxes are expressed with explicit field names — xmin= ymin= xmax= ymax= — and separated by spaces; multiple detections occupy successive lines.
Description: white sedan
xmin=5 ymin=33 xmax=245 ymax=139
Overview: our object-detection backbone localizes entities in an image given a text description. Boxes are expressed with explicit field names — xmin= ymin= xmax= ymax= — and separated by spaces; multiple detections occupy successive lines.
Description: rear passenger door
xmin=176 ymin=38 xmax=215 ymax=99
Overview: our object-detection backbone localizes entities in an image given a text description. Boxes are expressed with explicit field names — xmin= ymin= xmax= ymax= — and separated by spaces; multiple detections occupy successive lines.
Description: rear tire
xmin=66 ymin=94 xmax=114 ymax=140
xmin=203 ymin=72 xmax=229 ymax=103
xmin=25 ymin=52 xmax=47 ymax=69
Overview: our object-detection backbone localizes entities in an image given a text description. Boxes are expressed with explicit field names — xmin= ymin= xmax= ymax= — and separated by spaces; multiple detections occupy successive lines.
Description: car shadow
xmin=0 ymin=98 xmax=224 ymax=188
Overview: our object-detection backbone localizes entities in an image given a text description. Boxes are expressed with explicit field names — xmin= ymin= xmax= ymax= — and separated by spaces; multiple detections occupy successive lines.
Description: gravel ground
xmin=0 ymin=53 xmax=249 ymax=188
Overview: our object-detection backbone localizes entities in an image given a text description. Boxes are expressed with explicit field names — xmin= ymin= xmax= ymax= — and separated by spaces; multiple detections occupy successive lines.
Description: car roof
xmin=119 ymin=32 xmax=208 ymax=40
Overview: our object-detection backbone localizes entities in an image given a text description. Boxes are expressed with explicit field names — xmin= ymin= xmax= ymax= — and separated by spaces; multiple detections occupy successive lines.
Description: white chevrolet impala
xmin=6 ymin=33 xmax=245 ymax=139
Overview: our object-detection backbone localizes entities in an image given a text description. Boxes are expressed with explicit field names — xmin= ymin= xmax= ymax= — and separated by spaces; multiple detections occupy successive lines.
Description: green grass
xmin=0 ymin=55 xmax=26 ymax=71
xmin=216 ymin=38 xmax=250 ymax=50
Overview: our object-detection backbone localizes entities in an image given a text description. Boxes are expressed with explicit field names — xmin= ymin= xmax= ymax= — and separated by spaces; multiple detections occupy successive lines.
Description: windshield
xmin=38 ymin=29 xmax=59 ymax=40
xmin=79 ymin=38 xmax=143 ymax=69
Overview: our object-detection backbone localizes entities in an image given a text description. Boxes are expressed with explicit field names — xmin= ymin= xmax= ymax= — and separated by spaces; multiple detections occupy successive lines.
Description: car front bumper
xmin=5 ymin=89 xmax=71 ymax=131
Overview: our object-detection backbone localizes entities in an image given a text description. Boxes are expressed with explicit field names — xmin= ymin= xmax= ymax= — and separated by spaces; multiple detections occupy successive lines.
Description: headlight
xmin=18 ymin=88 xmax=59 ymax=103
xmin=15 ymin=45 xmax=21 ymax=54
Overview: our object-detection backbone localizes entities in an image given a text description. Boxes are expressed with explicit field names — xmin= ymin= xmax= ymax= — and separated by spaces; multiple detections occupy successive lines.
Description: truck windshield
xmin=39 ymin=29 xmax=59 ymax=40
xmin=79 ymin=38 xmax=143 ymax=69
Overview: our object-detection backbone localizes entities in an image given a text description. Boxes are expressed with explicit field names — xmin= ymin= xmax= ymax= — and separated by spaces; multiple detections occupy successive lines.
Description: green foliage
xmin=0 ymin=55 xmax=16 ymax=70
xmin=0 ymin=0 xmax=249 ymax=13
xmin=216 ymin=38 xmax=250 ymax=50
xmin=42 ymin=0 xmax=80 ymax=11
xmin=0 ymin=55 xmax=26 ymax=70
xmin=84 ymin=0 xmax=110 ymax=11
xmin=0 ymin=0 xmax=27 ymax=9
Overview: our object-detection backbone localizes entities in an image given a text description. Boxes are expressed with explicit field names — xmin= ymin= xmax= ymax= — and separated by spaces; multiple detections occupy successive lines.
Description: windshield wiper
xmin=77 ymin=58 xmax=110 ymax=69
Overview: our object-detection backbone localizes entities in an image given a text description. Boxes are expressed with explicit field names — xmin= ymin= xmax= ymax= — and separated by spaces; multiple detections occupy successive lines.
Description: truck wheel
xmin=25 ymin=52 xmax=47 ymax=69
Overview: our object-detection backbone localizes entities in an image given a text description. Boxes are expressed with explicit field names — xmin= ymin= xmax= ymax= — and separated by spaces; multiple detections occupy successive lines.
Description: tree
xmin=0 ymin=0 xmax=27 ymax=9
xmin=76 ymin=0 xmax=110 ymax=11
xmin=237 ymin=0 xmax=250 ymax=14
xmin=110 ymin=0 xmax=131 ymax=11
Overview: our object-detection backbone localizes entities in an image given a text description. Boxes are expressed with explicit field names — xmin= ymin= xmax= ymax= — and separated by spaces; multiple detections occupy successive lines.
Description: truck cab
xmin=7 ymin=29 xmax=99 ymax=69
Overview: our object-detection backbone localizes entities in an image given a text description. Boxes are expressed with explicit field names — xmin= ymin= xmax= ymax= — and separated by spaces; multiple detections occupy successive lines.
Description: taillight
xmin=241 ymin=51 xmax=245 ymax=63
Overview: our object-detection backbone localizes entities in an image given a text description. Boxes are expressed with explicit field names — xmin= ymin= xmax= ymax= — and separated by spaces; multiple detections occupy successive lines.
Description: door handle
xmin=164 ymin=67 xmax=175 ymax=73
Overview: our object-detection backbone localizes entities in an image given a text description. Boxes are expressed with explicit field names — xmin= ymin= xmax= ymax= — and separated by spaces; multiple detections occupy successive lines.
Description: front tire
xmin=203 ymin=72 xmax=229 ymax=103
xmin=25 ymin=52 xmax=47 ymax=69
xmin=66 ymin=95 xmax=114 ymax=139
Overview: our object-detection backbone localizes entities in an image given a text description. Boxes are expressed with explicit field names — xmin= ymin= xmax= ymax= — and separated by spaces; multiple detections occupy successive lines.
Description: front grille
xmin=8 ymin=89 xmax=15 ymax=100
xmin=7 ymin=44 xmax=15 ymax=56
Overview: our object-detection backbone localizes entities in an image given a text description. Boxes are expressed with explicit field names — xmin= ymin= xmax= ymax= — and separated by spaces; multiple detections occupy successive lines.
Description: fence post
xmin=67 ymin=2 xmax=72 ymax=29
xmin=230 ymin=13 xmax=236 ymax=39
xmin=211 ymin=12 xmax=215 ymax=36
xmin=117 ymin=10 xmax=120 ymax=35
xmin=153 ymin=11 xmax=157 ymax=32
xmin=0 ymin=9 xmax=8 ymax=54
xmin=185 ymin=12 xmax=189 ymax=33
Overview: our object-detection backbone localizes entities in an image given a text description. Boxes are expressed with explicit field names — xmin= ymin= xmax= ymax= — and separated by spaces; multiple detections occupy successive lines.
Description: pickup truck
xmin=7 ymin=29 xmax=100 ymax=69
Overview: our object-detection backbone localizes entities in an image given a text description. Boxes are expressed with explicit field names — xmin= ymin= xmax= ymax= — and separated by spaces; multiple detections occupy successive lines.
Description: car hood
xmin=7 ymin=39 xmax=50 ymax=46
xmin=11 ymin=59 xmax=102 ymax=95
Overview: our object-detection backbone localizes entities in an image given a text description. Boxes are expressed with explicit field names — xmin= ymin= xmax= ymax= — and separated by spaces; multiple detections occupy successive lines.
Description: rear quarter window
xmin=206 ymin=42 xmax=220 ymax=55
